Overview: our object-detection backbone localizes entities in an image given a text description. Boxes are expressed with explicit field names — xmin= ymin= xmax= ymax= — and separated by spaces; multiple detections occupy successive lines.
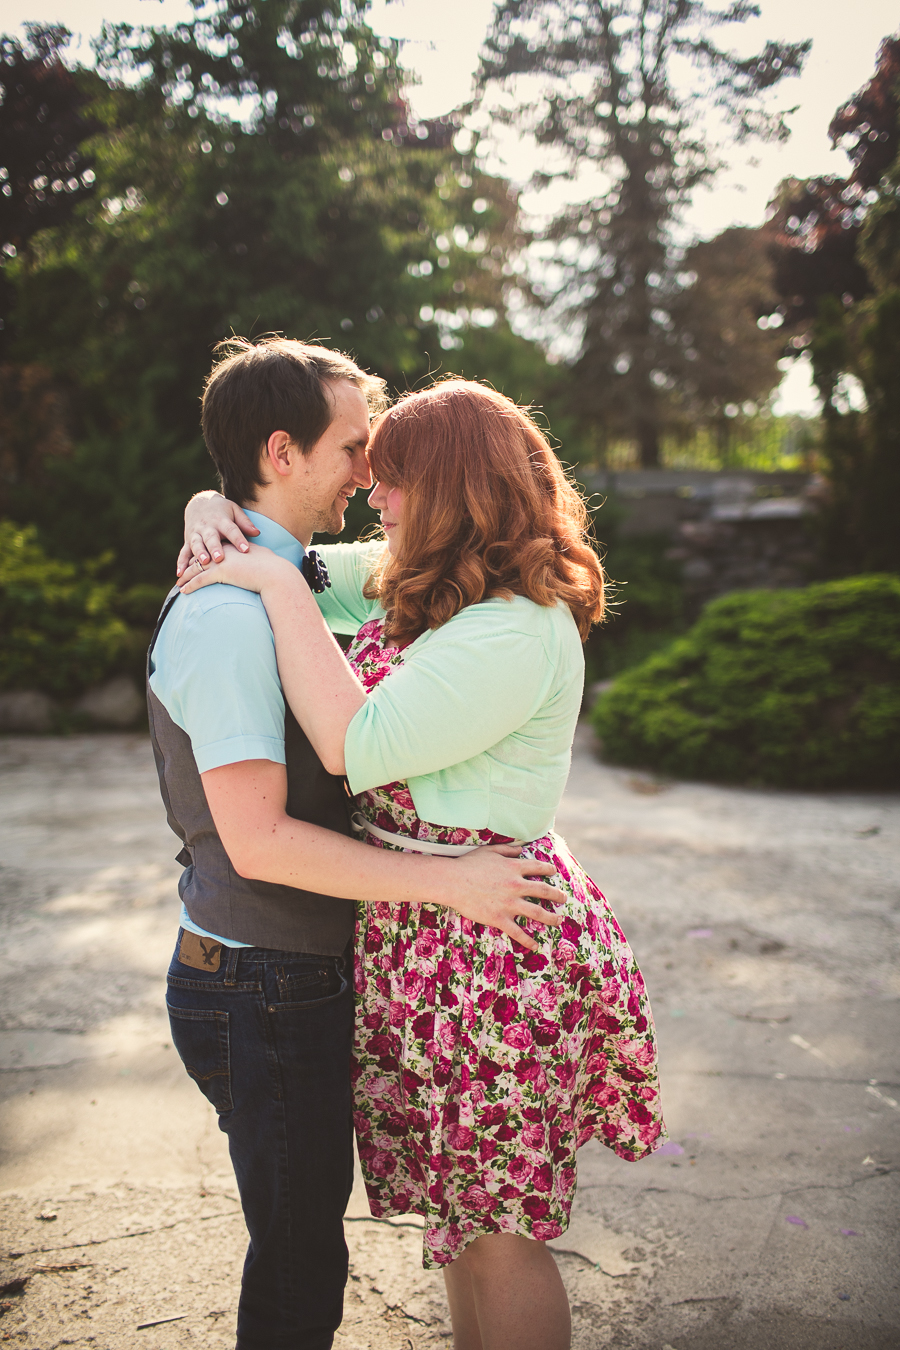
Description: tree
xmin=479 ymin=0 xmax=809 ymax=466
xmin=668 ymin=225 xmax=785 ymax=451
xmin=0 ymin=25 xmax=98 ymax=261
xmin=767 ymin=36 xmax=900 ymax=575
xmin=2 ymin=1 xmax=526 ymax=582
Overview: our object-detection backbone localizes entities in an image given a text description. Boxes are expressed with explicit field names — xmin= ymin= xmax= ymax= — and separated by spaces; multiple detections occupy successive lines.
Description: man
xmin=147 ymin=337 xmax=558 ymax=1350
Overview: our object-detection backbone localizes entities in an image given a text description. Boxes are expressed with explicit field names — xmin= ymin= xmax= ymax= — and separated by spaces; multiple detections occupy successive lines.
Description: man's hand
xmin=431 ymin=845 xmax=560 ymax=951
xmin=178 ymin=491 xmax=259 ymax=575
xmin=201 ymin=760 xmax=561 ymax=950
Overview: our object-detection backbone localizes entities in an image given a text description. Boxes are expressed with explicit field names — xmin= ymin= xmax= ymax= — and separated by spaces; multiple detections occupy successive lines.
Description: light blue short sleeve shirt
xmin=148 ymin=511 xmax=306 ymax=947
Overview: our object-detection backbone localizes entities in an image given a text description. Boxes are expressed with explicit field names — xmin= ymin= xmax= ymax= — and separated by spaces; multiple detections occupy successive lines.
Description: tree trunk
xmin=637 ymin=417 xmax=661 ymax=468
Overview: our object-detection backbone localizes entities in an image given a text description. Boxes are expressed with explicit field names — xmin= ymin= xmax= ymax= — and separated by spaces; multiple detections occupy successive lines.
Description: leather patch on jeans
xmin=178 ymin=930 xmax=223 ymax=972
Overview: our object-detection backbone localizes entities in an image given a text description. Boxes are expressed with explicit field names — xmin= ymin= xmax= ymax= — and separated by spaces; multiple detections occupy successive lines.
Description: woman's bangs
xmin=367 ymin=415 xmax=407 ymax=489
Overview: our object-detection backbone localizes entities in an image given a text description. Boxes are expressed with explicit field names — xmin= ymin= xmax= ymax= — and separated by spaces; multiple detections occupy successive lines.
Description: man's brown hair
xmin=200 ymin=336 xmax=388 ymax=504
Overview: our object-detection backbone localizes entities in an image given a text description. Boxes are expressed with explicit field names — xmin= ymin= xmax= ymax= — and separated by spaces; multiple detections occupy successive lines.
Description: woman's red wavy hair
xmin=364 ymin=380 xmax=605 ymax=646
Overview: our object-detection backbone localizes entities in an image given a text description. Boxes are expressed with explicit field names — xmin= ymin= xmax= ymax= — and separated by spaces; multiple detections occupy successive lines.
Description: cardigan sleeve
xmin=343 ymin=600 xmax=561 ymax=793
xmin=313 ymin=541 xmax=386 ymax=635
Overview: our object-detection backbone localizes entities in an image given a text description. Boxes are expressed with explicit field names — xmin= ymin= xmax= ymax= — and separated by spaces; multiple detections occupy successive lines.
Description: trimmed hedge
xmin=591 ymin=575 xmax=900 ymax=789
xmin=0 ymin=521 xmax=165 ymax=697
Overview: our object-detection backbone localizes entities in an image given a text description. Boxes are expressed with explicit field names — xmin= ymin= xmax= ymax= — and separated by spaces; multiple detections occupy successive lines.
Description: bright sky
xmin=8 ymin=0 xmax=899 ymax=413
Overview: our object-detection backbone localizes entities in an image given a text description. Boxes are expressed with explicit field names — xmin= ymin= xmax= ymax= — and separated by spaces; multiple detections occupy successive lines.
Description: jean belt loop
xmin=225 ymin=945 xmax=241 ymax=986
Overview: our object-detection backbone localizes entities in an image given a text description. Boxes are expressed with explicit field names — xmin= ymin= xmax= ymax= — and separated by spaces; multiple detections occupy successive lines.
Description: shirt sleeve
xmin=314 ymin=541 xmax=386 ymax=635
xmin=343 ymin=603 xmax=558 ymax=793
xmin=150 ymin=596 xmax=287 ymax=773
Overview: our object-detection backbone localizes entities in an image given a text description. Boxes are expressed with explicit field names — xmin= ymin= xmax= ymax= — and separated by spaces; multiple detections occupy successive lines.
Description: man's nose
xmin=352 ymin=446 xmax=373 ymax=489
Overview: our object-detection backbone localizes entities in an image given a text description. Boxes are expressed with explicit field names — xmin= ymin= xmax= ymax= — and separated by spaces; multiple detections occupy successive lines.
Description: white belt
xmin=351 ymin=811 xmax=482 ymax=857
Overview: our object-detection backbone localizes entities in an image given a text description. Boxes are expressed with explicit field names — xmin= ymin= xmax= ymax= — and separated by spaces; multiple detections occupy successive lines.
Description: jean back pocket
xmin=166 ymin=1004 xmax=233 ymax=1114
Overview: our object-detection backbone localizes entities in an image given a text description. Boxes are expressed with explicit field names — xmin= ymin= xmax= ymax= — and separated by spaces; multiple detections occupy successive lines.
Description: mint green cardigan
xmin=316 ymin=542 xmax=585 ymax=842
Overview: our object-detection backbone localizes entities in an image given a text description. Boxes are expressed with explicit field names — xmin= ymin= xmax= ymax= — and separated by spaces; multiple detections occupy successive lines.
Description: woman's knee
xmin=458 ymin=1231 xmax=548 ymax=1279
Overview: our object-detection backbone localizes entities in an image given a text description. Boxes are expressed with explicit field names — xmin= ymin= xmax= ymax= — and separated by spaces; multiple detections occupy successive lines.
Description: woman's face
xmin=368 ymin=481 xmax=405 ymax=556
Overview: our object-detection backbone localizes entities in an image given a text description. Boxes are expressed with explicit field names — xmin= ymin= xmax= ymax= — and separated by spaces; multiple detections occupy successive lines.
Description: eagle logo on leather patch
xmin=178 ymin=930 xmax=223 ymax=972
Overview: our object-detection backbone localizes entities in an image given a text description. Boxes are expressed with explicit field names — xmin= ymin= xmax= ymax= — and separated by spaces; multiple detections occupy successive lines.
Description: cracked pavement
xmin=0 ymin=729 xmax=898 ymax=1348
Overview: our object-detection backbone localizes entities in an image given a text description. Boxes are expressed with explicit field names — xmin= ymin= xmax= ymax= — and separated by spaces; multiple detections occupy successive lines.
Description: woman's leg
xmin=444 ymin=1232 xmax=571 ymax=1350
xmin=443 ymin=1256 xmax=483 ymax=1350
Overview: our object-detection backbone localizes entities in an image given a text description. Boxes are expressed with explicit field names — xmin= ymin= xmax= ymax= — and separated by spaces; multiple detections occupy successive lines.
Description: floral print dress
xmin=347 ymin=617 xmax=665 ymax=1269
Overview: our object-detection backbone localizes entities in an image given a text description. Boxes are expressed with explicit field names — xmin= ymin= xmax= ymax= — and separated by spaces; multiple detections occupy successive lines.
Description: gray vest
xmin=147 ymin=591 xmax=355 ymax=954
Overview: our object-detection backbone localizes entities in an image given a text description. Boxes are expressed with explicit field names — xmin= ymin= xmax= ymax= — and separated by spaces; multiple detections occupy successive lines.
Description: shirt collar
xmin=243 ymin=510 xmax=306 ymax=569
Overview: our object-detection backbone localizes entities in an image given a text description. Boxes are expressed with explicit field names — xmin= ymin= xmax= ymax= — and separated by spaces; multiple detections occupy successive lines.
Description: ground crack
xmin=2 ymin=1208 xmax=243 ymax=1259
xmin=638 ymin=1169 xmax=895 ymax=1204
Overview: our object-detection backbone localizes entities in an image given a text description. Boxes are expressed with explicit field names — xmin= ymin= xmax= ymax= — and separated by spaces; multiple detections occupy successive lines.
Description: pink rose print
xmin=507 ymin=1155 xmax=532 ymax=1183
xmin=503 ymin=1022 xmax=534 ymax=1051
xmin=560 ymin=916 xmax=582 ymax=944
xmin=534 ymin=984 xmax=561 ymax=1016
xmin=448 ymin=1124 xmax=477 ymax=1151
xmin=522 ymin=1196 xmax=551 ymax=1220
xmin=491 ymin=994 xmax=518 ymax=1027
xmin=416 ymin=929 xmax=440 ymax=959
xmin=460 ymin=1185 xmax=492 ymax=1212
xmin=531 ymin=1163 xmax=553 ymax=1193
xmin=553 ymin=940 xmax=578 ymax=968
xmin=522 ymin=1123 xmax=546 ymax=1149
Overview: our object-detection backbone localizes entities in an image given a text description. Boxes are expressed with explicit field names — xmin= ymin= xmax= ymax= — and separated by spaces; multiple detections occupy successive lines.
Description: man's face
xmin=295 ymin=381 xmax=372 ymax=537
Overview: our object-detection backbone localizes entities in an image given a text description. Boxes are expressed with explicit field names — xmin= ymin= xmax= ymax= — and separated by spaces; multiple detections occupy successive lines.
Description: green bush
xmin=591 ymin=575 xmax=900 ymax=789
xmin=0 ymin=521 xmax=164 ymax=697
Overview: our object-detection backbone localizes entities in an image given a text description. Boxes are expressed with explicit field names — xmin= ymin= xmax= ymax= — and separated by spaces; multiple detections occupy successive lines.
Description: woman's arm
xmin=179 ymin=544 xmax=368 ymax=774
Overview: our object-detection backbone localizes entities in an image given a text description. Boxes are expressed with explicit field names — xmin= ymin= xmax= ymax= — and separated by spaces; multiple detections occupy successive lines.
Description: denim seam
xmin=167 ymin=977 xmax=261 ymax=992
xmin=260 ymin=968 xmax=296 ymax=1320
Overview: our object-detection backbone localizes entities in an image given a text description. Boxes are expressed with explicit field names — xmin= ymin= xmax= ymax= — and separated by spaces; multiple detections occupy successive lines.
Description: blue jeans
xmin=166 ymin=933 xmax=354 ymax=1350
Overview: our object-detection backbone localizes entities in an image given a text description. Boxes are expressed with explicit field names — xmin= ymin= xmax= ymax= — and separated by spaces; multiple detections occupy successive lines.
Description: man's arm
xmin=202 ymin=760 xmax=561 ymax=951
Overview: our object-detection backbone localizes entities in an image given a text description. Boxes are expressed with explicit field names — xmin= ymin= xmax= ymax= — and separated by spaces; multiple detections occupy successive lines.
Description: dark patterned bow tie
xmin=301 ymin=548 xmax=331 ymax=594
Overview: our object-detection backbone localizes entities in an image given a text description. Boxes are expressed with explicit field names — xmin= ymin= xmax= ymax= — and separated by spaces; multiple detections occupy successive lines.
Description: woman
xmin=179 ymin=380 xmax=664 ymax=1350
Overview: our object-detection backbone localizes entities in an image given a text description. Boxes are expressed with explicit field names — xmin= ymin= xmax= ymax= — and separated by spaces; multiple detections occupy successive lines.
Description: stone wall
xmin=582 ymin=468 xmax=819 ymax=615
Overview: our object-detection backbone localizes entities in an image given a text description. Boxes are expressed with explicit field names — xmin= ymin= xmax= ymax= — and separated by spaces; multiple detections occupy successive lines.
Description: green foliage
xmin=586 ymin=527 xmax=686 ymax=681
xmin=592 ymin=575 xmax=900 ymax=789
xmin=0 ymin=520 xmax=162 ymax=695
xmin=598 ymin=413 xmax=818 ymax=472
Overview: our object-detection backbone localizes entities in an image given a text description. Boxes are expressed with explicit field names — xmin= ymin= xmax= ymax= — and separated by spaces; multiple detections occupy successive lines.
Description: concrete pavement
xmin=0 ymin=729 xmax=898 ymax=1348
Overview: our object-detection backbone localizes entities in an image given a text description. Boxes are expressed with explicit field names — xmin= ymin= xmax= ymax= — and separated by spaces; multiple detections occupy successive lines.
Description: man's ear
xmin=264 ymin=430 xmax=296 ymax=479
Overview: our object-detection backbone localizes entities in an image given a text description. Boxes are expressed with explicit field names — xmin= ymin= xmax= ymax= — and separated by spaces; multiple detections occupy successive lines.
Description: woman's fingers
xmin=204 ymin=521 xmax=249 ymax=559
xmin=178 ymin=563 xmax=218 ymax=594
xmin=232 ymin=504 xmax=261 ymax=538
xmin=189 ymin=530 xmax=211 ymax=565
xmin=175 ymin=541 xmax=194 ymax=576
